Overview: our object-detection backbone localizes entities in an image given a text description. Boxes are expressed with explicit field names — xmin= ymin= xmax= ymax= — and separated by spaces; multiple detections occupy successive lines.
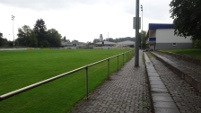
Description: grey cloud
xmin=0 ymin=0 xmax=172 ymax=22
xmin=142 ymin=0 xmax=172 ymax=20
xmin=0 ymin=0 xmax=132 ymax=11
xmin=0 ymin=0 xmax=93 ymax=10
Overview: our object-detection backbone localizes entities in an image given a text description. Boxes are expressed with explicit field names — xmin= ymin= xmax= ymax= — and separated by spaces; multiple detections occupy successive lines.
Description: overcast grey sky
xmin=0 ymin=0 xmax=173 ymax=42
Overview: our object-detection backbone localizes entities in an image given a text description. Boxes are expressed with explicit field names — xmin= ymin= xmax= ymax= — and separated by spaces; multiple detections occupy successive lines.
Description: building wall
xmin=156 ymin=29 xmax=192 ymax=43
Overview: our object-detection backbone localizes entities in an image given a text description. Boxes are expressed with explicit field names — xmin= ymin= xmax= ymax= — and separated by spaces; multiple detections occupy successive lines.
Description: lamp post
xmin=141 ymin=5 xmax=143 ymax=49
xmin=134 ymin=0 xmax=140 ymax=67
xmin=11 ymin=15 xmax=15 ymax=47
xmin=141 ymin=5 xmax=143 ymax=32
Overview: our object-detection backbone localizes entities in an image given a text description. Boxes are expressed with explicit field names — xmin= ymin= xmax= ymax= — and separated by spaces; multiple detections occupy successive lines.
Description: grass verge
xmin=163 ymin=48 xmax=201 ymax=59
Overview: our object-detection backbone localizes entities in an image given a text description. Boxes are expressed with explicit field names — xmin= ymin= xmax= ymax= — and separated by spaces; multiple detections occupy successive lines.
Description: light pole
xmin=134 ymin=0 xmax=140 ymax=67
xmin=141 ymin=5 xmax=143 ymax=32
xmin=141 ymin=5 xmax=143 ymax=31
xmin=141 ymin=5 xmax=143 ymax=49
xmin=11 ymin=15 xmax=15 ymax=47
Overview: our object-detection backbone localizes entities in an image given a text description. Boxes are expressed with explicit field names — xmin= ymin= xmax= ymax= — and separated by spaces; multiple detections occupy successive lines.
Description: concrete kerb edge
xmin=151 ymin=51 xmax=201 ymax=93
xmin=143 ymin=52 xmax=154 ymax=113
xmin=144 ymin=52 xmax=180 ymax=113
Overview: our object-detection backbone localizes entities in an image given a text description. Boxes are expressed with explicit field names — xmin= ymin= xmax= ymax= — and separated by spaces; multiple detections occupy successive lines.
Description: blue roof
xmin=149 ymin=23 xmax=174 ymax=30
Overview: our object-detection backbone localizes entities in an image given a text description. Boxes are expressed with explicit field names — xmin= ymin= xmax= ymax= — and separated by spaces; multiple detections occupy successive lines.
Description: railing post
xmin=128 ymin=51 xmax=130 ymax=59
xmin=107 ymin=59 xmax=110 ymax=79
xmin=126 ymin=52 xmax=128 ymax=62
xmin=117 ymin=56 xmax=119 ymax=70
xmin=123 ymin=54 xmax=124 ymax=65
xmin=125 ymin=52 xmax=127 ymax=62
xmin=85 ymin=66 xmax=89 ymax=100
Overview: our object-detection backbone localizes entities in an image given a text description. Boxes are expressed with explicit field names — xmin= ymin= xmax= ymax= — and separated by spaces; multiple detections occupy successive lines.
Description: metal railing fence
xmin=0 ymin=50 xmax=133 ymax=101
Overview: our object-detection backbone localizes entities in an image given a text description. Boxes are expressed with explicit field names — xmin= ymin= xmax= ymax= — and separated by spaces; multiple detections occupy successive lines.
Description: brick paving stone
xmin=70 ymin=51 xmax=151 ymax=113
xmin=148 ymin=53 xmax=201 ymax=113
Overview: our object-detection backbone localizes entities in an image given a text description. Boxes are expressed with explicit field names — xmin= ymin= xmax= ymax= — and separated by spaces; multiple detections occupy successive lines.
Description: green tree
xmin=17 ymin=25 xmax=38 ymax=47
xmin=0 ymin=33 xmax=13 ymax=47
xmin=17 ymin=25 xmax=32 ymax=46
xmin=170 ymin=0 xmax=201 ymax=39
xmin=0 ymin=32 xmax=2 ymax=38
xmin=34 ymin=19 xmax=47 ymax=47
xmin=0 ymin=32 xmax=10 ymax=47
xmin=28 ymin=32 xmax=38 ymax=47
xmin=193 ymin=39 xmax=201 ymax=48
xmin=47 ymin=28 xmax=61 ymax=47
xmin=140 ymin=31 xmax=147 ymax=49
xmin=93 ymin=38 xmax=100 ymax=43
xmin=105 ymin=38 xmax=114 ymax=42
xmin=114 ymin=37 xmax=134 ymax=43
xmin=72 ymin=40 xmax=79 ymax=43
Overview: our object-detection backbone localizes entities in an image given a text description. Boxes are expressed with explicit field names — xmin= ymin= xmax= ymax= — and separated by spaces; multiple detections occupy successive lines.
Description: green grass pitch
xmin=0 ymin=49 xmax=133 ymax=113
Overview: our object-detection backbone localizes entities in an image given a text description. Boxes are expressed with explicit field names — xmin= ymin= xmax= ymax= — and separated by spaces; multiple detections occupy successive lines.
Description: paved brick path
xmin=148 ymin=53 xmax=201 ymax=113
xmin=70 ymin=51 xmax=151 ymax=113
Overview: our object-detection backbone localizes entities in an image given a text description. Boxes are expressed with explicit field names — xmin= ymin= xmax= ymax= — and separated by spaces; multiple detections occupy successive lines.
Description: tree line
xmin=0 ymin=32 xmax=13 ymax=47
xmin=0 ymin=19 xmax=62 ymax=48
xmin=93 ymin=37 xmax=135 ymax=43
xmin=17 ymin=19 xmax=61 ymax=47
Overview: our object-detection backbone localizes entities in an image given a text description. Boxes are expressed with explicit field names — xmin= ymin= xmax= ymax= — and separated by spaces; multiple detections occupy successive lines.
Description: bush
xmin=193 ymin=39 xmax=201 ymax=48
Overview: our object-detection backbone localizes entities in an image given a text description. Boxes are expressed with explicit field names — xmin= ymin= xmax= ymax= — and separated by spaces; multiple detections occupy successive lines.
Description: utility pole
xmin=134 ymin=0 xmax=140 ymax=67
xmin=141 ymin=5 xmax=143 ymax=49
xmin=11 ymin=15 xmax=15 ymax=48
xmin=141 ymin=5 xmax=143 ymax=32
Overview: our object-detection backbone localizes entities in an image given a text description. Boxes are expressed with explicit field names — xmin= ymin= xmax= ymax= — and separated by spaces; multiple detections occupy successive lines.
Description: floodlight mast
xmin=11 ymin=15 xmax=15 ymax=47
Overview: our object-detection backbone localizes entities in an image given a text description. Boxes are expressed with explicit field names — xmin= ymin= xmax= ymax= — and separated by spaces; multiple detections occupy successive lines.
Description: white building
xmin=95 ymin=41 xmax=116 ymax=49
xmin=146 ymin=23 xmax=192 ymax=50
xmin=116 ymin=40 xmax=135 ymax=48
xmin=61 ymin=39 xmax=86 ymax=49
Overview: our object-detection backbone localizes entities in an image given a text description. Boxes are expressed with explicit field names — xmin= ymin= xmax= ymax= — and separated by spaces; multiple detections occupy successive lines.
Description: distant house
xmin=146 ymin=23 xmax=192 ymax=50
xmin=61 ymin=39 xmax=86 ymax=49
xmin=61 ymin=39 xmax=75 ymax=48
xmin=62 ymin=43 xmax=76 ymax=49
xmin=95 ymin=41 xmax=116 ymax=49
xmin=86 ymin=43 xmax=94 ymax=49
xmin=76 ymin=42 xmax=87 ymax=48
xmin=116 ymin=40 xmax=135 ymax=48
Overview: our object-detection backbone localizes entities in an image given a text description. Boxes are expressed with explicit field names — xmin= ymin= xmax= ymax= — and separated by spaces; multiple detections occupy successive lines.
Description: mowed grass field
xmin=0 ymin=49 xmax=133 ymax=113
xmin=164 ymin=48 xmax=201 ymax=59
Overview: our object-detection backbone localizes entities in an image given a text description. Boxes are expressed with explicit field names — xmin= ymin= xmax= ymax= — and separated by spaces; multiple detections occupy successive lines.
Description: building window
xmin=172 ymin=43 xmax=177 ymax=47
